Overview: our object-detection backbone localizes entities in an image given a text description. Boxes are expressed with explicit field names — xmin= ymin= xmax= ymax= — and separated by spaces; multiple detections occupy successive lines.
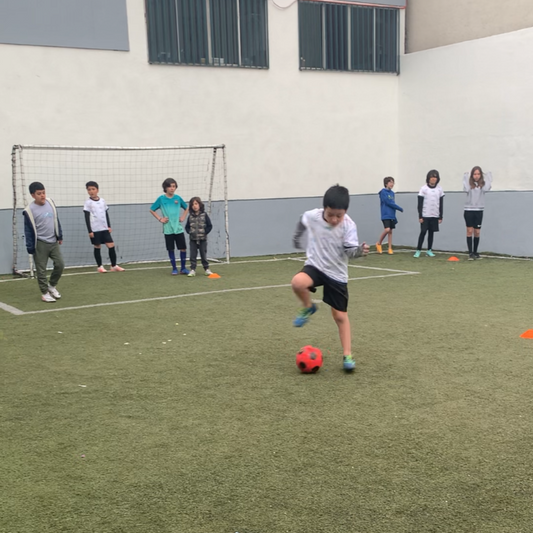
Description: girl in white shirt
xmin=414 ymin=170 xmax=445 ymax=258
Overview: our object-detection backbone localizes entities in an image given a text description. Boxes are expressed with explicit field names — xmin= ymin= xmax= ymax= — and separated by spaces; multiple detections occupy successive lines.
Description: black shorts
xmin=421 ymin=217 xmax=440 ymax=232
xmin=382 ymin=219 xmax=397 ymax=229
xmin=301 ymin=265 xmax=348 ymax=313
xmin=165 ymin=233 xmax=187 ymax=251
xmin=90 ymin=230 xmax=114 ymax=246
xmin=464 ymin=210 xmax=483 ymax=229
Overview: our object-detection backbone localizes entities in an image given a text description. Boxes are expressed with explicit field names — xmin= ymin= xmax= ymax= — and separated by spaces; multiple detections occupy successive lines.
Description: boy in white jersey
xmin=414 ymin=170 xmax=445 ymax=258
xmin=291 ymin=185 xmax=369 ymax=372
xmin=83 ymin=181 xmax=125 ymax=272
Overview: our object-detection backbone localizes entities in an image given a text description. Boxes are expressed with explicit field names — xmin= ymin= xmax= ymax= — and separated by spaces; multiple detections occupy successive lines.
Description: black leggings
xmin=417 ymin=228 xmax=434 ymax=251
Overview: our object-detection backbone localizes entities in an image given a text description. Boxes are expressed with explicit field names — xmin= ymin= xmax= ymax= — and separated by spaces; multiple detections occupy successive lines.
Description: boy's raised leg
xmin=291 ymin=272 xmax=317 ymax=327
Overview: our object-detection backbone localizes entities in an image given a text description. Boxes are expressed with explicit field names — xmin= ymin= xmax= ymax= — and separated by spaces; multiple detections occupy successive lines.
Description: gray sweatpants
xmin=35 ymin=240 xmax=64 ymax=294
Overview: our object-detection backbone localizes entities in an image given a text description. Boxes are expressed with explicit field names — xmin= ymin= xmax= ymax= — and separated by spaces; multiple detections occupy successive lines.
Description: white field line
xmin=371 ymin=249 xmax=533 ymax=261
xmin=2 ymin=250 xmax=530 ymax=284
xmin=0 ymin=257 xmax=301 ymax=283
xmin=350 ymin=265 xmax=420 ymax=274
xmin=288 ymin=256 xmax=419 ymax=274
xmin=2 ymin=271 xmax=419 ymax=316
xmin=2 ymin=252 xmax=529 ymax=284
xmin=0 ymin=301 xmax=25 ymax=315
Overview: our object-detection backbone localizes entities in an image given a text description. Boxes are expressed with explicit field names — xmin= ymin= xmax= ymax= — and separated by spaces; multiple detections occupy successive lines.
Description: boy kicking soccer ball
xmin=291 ymin=184 xmax=369 ymax=372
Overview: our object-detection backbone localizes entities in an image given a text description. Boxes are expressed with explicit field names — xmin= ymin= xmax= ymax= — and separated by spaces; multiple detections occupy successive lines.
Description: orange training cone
xmin=448 ymin=256 xmax=460 ymax=262
xmin=520 ymin=329 xmax=533 ymax=339
xmin=208 ymin=273 xmax=221 ymax=279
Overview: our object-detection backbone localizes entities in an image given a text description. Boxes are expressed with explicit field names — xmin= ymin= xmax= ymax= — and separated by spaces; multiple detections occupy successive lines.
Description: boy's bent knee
xmin=291 ymin=272 xmax=312 ymax=292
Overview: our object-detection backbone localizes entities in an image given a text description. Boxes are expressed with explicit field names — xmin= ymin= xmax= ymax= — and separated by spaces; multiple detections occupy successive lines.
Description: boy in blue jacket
xmin=376 ymin=177 xmax=403 ymax=255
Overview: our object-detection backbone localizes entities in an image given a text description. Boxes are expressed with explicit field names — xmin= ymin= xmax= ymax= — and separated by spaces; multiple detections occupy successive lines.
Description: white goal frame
xmin=11 ymin=143 xmax=230 ymax=276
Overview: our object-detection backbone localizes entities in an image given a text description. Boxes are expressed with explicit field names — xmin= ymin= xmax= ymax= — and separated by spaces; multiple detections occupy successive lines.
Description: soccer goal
xmin=11 ymin=144 xmax=229 ymax=275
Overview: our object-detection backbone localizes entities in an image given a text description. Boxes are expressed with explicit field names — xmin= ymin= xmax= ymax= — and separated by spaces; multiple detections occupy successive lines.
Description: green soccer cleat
xmin=426 ymin=250 xmax=435 ymax=257
xmin=343 ymin=355 xmax=356 ymax=372
xmin=413 ymin=250 xmax=421 ymax=258
xmin=293 ymin=303 xmax=317 ymax=327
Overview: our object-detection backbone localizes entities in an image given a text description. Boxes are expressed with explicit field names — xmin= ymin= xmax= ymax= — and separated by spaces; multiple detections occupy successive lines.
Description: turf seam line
xmin=0 ymin=257 xmax=303 ymax=283
xmin=11 ymin=271 xmax=419 ymax=316
xmin=288 ymin=256 xmax=420 ymax=275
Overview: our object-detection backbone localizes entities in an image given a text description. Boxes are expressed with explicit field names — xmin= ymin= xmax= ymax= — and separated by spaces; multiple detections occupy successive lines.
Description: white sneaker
xmin=111 ymin=265 xmax=125 ymax=272
xmin=187 ymin=270 xmax=196 ymax=277
xmin=48 ymin=285 xmax=61 ymax=299
xmin=41 ymin=292 xmax=56 ymax=303
xmin=97 ymin=266 xmax=107 ymax=273
xmin=205 ymin=269 xmax=213 ymax=276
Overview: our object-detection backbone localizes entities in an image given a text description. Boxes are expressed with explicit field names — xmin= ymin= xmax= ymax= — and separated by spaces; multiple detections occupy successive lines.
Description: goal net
xmin=12 ymin=144 xmax=229 ymax=275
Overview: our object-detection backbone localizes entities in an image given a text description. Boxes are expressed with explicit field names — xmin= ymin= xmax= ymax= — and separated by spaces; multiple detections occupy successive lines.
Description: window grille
xmin=146 ymin=0 xmax=269 ymax=68
xmin=299 ymin=1 xmax=399 ymax=74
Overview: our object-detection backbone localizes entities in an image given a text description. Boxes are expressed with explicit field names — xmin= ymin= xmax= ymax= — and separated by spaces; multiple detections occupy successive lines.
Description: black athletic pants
xmin=190 ymin=239 xmax=209 ymax=270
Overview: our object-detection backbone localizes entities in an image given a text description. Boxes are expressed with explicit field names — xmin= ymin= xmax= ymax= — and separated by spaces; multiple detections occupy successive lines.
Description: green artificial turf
xmin=1 ymin=253 xmax=532 ymax=532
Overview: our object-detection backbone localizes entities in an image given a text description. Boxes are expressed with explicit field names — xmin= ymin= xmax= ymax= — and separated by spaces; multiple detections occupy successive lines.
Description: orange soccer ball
xmin=296 ymin=345 xmax=323 ymax=374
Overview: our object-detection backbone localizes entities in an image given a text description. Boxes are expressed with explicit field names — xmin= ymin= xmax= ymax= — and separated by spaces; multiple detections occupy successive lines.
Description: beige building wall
xmin=406 ymin=0 xmax=533 ymax=52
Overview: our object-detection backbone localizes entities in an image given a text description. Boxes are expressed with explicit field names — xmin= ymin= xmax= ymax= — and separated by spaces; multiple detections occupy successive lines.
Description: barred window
xmin=146 ymin=0 xmax=269 ymax=68
xmin=299 ymin=1 xmax=399 ymax=74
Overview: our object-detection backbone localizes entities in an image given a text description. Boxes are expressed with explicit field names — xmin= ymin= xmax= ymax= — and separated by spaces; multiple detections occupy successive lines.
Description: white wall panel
xmin=0 ymin=0 xmax=400 ymax=210
xmin=399 ymin=27 xmax=533 ymax=192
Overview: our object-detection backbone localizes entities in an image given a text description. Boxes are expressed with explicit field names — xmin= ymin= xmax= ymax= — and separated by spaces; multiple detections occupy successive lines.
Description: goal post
xmin=12 ymin=144 xmax=230 ymax=275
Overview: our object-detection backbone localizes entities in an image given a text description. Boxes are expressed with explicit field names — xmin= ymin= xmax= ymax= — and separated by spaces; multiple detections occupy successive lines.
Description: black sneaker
xmin=468 ymin=253 xmax=475 ymax=261
xmin=474 ymin=253 xmax=481 ymax=260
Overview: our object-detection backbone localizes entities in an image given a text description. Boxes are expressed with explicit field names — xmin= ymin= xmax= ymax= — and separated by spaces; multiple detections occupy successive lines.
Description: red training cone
xmin=448 ymin=256 xmax=460 ymax=262
xmin=520 ymin=330 xmax=533 ymax=339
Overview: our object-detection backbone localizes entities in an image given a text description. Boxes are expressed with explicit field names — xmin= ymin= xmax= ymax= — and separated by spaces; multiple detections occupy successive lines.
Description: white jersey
xmin=297 ymin=208 xmax=360 ymax=283
xmin=418 ymin=185 xmax=444 ymax=218
xmin=83 ymin=197 xmax=109 ymax=232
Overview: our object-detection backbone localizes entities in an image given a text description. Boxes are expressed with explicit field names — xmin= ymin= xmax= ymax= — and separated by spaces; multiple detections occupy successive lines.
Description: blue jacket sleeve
xmin=57 ymin=216 xmax=63 ymax=241
xmin=23 ymin=212 xmax=36 ymax=254
xmin=380 ymin=190 xmax=403 ymax=212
